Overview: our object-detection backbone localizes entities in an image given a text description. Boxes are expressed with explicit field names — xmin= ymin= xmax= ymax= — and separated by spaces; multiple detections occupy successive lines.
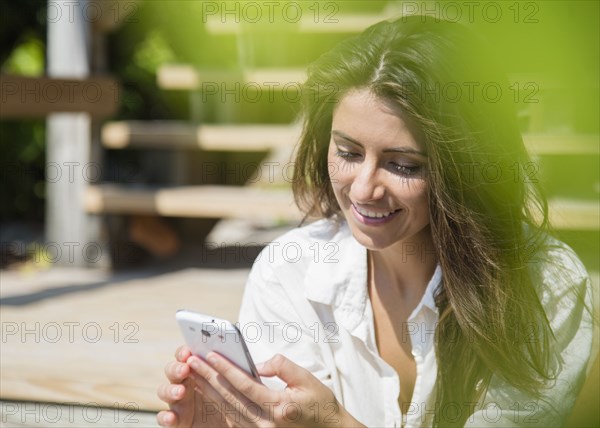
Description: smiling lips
xmin=351 ymin=204 xmax=402 ymax=225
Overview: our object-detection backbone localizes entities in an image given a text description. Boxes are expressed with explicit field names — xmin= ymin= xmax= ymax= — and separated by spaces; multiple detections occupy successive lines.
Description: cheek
xmin=326 ymin=148 xmax=344 ymax=204
xmin=396 ymin=179 xmax=429 ymax=209
xmin=326 ymin=148 xmax=336 ymax=182
xmin=414 ymin=182 xmax=430 ymax=217
xmin=327 ymin=152 xmax=350 ymax=191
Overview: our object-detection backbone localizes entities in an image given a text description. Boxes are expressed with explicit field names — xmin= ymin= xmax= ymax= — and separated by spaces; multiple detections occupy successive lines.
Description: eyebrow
xmin=331 ymin=130 xmax=427 ymax=157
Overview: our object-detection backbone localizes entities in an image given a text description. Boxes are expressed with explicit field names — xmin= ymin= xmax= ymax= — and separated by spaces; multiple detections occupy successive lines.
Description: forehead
xmin=331 ymin=89 xmax=421 ymax=151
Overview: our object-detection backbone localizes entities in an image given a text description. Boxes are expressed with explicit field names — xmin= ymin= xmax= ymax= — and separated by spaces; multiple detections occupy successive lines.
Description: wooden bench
xmin=83 ymin=186 xmax=598 ymax=231
xmin=98 ymin=120 xmax=598 ymax=230
xmin=85 ymin=184 xmax=301 ymax=221
xmin=102 ymin=121 xmax=300 ymax=151
xmin=203 ymin=13 xmax=394 ymax=35
xmin=157 ymin=65 xmax=306 ymax=91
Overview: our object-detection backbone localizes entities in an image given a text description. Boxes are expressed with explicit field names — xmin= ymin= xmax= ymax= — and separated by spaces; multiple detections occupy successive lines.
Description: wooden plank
xmin=1 ymin=266 xmax=597 ymax=417
xmin=0 ymin=267 xmax=248 ymax=412
xmin=156 ymin=64 xmax=199 ymax=90
xmin=157 ymin=65 xmax=305 ymax=90
xmin=158 ymin=66 xmax=598 ymax=95
xmin=523 ymin=134 xmax=599 ymax=156
xmin=298 ymin=14 xmax=391 ymax=33
xmin=102 ymin=121 xmax=301 ymax=151
xmin=204 ymin=14 xmax=390 ymax=34
xmin=84 ymin=185 xmax=597 ymax=230
xmin=102 ymin=121 xmax=599 ymax=157
xmin=547 ymin=198 xmax=599 ymax=231
xmin=84 ymin=184 xmax=302 ymax=221
xmin=0 ymin=75 xmax=119 ymax=119
xmin=245 ymin=69 xmax=306 ymax=86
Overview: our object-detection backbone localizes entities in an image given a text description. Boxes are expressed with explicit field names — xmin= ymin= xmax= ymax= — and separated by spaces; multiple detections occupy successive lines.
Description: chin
xmin=349 ymin=227 xmax=400 ymax=251
xmin=347 ymin=220 xmax=432 ymax=252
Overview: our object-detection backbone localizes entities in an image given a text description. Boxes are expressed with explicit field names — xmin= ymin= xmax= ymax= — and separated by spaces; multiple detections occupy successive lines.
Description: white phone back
xmin=176 ymin=310 xmax=259 ymax=380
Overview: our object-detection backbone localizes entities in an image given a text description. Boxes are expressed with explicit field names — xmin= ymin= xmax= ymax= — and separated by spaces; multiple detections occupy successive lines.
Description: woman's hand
xmin=156 ymin=346 xmax=230 ymax=427
xmin=187 ymin=352 xmax=365 ymax=427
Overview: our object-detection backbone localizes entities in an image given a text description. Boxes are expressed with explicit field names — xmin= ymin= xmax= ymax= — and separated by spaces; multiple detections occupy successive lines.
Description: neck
xmin=369 ymin=226 xmax=437 ymax=295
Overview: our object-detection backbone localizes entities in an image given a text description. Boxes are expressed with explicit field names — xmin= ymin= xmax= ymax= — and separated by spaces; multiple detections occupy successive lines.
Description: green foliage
xmin=132 ymin=30 xmax=176 ymax=75
xmin=2 ymin=34 xmax=44 ymax=76
xmin=0 ymin=0 xmax=47 ymax=224
xmin=0 ymin=120 xmax=46 ymax=223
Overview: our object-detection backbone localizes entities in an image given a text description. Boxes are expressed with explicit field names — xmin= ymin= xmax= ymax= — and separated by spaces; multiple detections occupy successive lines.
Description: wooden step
xmin=298 ymin=14 xmax=392 ymax=33
xmin=525 ymin=134 xmax=599 ymax=156
xmin=158 ymin=64 xmax=597 ymax=97
xmin=157 ymin=65 xmax=305 ymax=90
xmin=0 ymin=74 xmax=119 ymax=119
xmin=204 ymin=14 xmax=391 ymax=35
xmin=547 ymin=198 xmax=599 ymax=231
xmin=102 ymin=121 xmax=301 ymax=151
xmin=85 ymin=185 xmax=597 ymax=230
xmin=84 ymin=184 xmax=302 ymax=221
xmin=102 ymin=121 xmax=598 ymax=157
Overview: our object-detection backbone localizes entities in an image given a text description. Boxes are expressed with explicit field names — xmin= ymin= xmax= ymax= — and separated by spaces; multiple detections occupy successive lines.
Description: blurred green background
xmin=1 ymin=0 xmax=598 ymax=269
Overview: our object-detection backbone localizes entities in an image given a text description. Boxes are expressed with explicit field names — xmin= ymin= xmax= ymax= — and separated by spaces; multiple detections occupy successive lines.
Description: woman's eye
xmin=391 ymin=163 xmax=422 ymax=177
xmin=336 ymin=150 xmax=360 ymax=160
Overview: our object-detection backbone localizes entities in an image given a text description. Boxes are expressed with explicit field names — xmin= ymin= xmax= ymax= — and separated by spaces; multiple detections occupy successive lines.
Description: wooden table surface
xmin=1 ymin=255 xmax=598 ymax=427
xmin=1 ymin=263 xmax=249 ymax=425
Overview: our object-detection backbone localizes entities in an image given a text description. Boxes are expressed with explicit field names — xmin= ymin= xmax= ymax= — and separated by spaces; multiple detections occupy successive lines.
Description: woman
xmin=157 ymin=16 xmax=594 ymax=427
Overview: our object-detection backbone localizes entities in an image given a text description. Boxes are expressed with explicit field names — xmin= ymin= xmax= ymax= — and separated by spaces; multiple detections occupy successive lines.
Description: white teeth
xmin=355 ymin=205 xmax=397 ymax=218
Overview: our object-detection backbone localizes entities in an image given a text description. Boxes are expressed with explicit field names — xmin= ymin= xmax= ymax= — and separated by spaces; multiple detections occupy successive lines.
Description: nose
xmin=350 ymin=162 xmax=385 ymax=203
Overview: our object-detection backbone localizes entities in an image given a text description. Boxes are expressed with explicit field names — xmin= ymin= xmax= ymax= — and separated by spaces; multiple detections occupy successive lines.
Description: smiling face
xmin=327 ymin=88 xmax=431 ymax=251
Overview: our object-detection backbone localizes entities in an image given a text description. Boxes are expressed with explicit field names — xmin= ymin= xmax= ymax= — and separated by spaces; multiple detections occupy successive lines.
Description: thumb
xmin=257 ymin=354 xmax=315 ymax=388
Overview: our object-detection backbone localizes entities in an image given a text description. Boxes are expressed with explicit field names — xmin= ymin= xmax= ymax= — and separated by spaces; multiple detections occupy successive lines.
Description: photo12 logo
xmin=201 ymin=1 xmax=339 ymax=24
xmin=1 ymin=321 xmax=139 ymax=344
xmin=400 ymin=1 xmax=540 ymax=24
xmin=1 ymin=401 xmax=140 ymax=425
xmin=45 ymin=1 xmax=139 ymax=24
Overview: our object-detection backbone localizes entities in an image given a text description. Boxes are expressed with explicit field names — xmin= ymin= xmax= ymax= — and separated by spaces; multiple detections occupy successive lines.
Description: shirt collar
xmin=303 ymin=220 xmax=442 ymax=329
xmin=303 ymin=220 xmax=364 ymax=306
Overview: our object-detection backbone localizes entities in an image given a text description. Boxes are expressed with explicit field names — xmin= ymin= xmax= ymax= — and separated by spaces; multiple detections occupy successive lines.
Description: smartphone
xmin=175 ymin=309 xmax=261 ymax=382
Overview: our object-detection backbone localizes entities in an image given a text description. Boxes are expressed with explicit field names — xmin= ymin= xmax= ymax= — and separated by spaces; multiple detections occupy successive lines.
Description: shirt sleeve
xmin=237 ymin=244 xmax=336 ymax=393
xmin=464 ymin=241 xmax=595 ymax=427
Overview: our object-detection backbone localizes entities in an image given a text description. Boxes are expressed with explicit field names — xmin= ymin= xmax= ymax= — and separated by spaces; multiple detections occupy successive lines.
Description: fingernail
xmin=172 ymin=385 xmax=182 ymax=398
xmin=188 ymin=357 xmax=199 ymax=370
xmin=206 ymin=353 xmax=218 ymax=364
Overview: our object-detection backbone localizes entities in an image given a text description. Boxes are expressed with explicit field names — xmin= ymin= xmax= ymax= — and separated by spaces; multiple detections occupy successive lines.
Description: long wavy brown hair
xmin=292 ymin=16 xmax=556 ymax=426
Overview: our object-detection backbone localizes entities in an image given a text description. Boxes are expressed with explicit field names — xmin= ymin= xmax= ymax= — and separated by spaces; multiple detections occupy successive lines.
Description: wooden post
xmin=46 ymin=0 xmax=96 ymax=266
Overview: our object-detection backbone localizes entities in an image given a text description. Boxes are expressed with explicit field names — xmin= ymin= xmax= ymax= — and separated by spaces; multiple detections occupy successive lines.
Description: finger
xmin=189 ymin=385 xmax=253 ymax=428
xmin=197 ymin=353 xmax=279 ymax=414
xmin=191 ymin=382 xmax=259 ymax=428
xmin=166 ymin=378 xmax=197 ymax=428
xmin=188 ymin=355 xmax=263 ymax=424
xmin=164 ymin=360 xmax=190 ymax=383
xmin=258 ymin=353 xmax=317 ymax=389
xmin=156 ymin=410 xmax=178 ymax=427
xmin=157 ymin=383 xmax=186 ymax=405
xmin=175 ymin=345 xmax=192 ymax=362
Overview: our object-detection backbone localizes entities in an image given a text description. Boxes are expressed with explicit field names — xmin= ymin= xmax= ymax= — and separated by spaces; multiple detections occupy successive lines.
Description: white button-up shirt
xmin=238 ymin=219 xmax=594 ymax=427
